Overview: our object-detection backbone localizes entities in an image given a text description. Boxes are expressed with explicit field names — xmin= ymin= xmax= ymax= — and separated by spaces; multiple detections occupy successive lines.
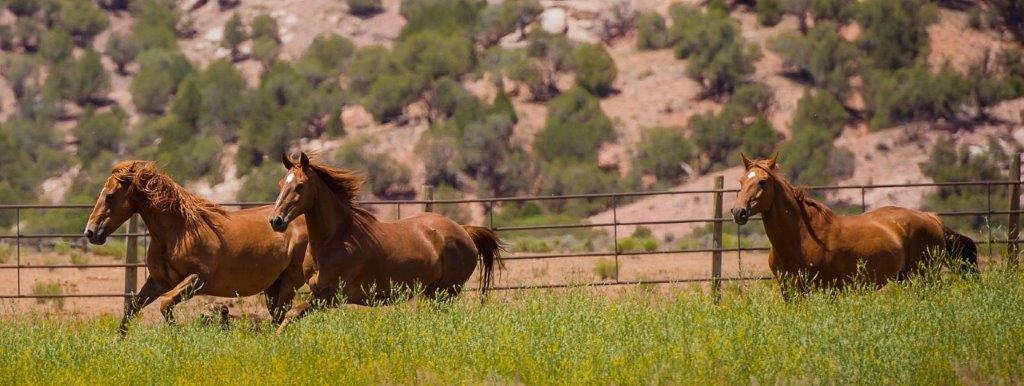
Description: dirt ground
xmin=0 ymin=244 xmax=774 ymax=320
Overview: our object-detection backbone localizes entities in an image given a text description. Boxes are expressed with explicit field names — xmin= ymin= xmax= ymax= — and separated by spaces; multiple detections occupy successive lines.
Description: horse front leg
xmin=119 ymin=278 xmax=167 ymax=336
xmin=156 ymin=274 xmax=202 ymax=326
xmin=274 ymin=273 xmax=340 ymax=335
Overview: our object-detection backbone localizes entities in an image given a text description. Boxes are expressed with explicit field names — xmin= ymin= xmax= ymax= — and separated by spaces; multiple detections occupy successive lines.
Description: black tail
xmin=943 ymin=225 xmax=979 ymax=274
xmin=463 ymin=225 xmax=506 ymax=294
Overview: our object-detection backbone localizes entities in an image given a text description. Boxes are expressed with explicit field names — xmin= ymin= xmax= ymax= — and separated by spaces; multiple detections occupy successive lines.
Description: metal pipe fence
xmin=1 ymin=175 xmax=1022 ymax=303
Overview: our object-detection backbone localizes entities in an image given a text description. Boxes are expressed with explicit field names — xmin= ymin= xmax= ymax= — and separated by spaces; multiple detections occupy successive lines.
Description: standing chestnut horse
xmin=731 ymin=154 xmax=977 ymax=295
xmin=84 ymin=161 xmax=309 ymax=334
xmin=267 ymin=153 xmax=503 ymax=332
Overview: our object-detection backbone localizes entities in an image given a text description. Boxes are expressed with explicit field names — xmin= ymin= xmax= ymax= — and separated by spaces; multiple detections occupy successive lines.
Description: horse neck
xmin=304 ymin=180 xmax=378 ymax=253
xmin=761 ymin=179 xmax=826 ymax=262
xmin=133 ymin=195 xmax=190 ymax=249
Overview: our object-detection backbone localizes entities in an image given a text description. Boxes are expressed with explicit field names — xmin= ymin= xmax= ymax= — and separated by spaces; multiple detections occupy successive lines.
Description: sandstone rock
xmin=540 ymin=8 xmax=567 ymax=34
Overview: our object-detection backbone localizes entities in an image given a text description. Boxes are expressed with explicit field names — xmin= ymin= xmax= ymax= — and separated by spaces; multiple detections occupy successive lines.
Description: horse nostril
xmin=85 ymin=229 xmax=95 ymax=239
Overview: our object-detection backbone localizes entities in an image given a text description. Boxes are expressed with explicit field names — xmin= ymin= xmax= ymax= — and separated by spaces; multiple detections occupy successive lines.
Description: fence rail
xmin=2 ymin=161 xmax=1023 ymax=306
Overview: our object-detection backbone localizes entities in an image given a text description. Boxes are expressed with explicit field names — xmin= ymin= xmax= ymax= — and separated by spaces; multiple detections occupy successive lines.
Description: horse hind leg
xmin=157 ymin=274 xmax=202 ymax=325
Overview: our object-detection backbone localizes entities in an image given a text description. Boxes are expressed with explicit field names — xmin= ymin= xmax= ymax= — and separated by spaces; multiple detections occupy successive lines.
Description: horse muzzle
xmin=731 ymin=207 xmax=750 ymax=225
xmin=84 ymin=227 xmax=108 ymax=245
xmin=269 ymin=215 xmax=289 ymax=233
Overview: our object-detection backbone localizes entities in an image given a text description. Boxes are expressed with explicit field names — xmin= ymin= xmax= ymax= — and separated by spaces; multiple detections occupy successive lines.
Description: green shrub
xmin=6 ymin=0 xmax=40 ymax=16
xmin=921 ymin=136 xmax=1008 ymax=233
xmin=810 ymin=0 xmax=854 ymax=23
xmin=854 ymin=0 xmax=936 ymax=71
xmin=431 ymin=183 xmax=473 ymax=224
xmin=594 ymin=258 xmax=618 ymax=280
xmin=364 ymin=71 xmax=418 ymax=122
xmin=536 ymin=160 xmax=623 ymax=217
xmin=790 ymin=91 xmax=848 ymax=138
xmin=347 ymin=0 xmax=383 ymax=16
xmin=56 ymin=0 xmax=109 ymax=45
xmin=399 ymin=0 xmax=485 ymax=40
xmin=196 ymin=60 xmax=249 ymax=137
xmin=566 ymin=43 xmax=617 ymax=96
xmin=1 ymin=55 xmax=38 ymax=98
xmin=757 ymin=0 xmax=782 ymax=26
xmin=73 ymin=107 xmax=125 ymax=165
xmin=535 ymin=87 xmax=615 ymax=162
xmin=969 ymin=7 xmax=984 ymax=30
xmin=54 ymin=242 xmax=73 ymax=256
xmin=394 ymin=30 xmax=474 ymax=86
xmin=49 ymin=49 xmax=109 ymax=105
xmin=635 ymin=126 xmax=693 ymax=184
xmin=302 ymin=34 xmax=356 ymax=76
xmin=333 ymin=135 xmax=414 ymax=199
xmin=89 ymin=240 xmax=126 ymax=258
xmin=985 ymin=0 xmax=1024 ymax=42
xmin=221 ymin=13 xmax=247 ymax=59
xmin=780 ymin=91 xmax=853 ymax=186
xmin=618 ymin=234 xmax=658 ymax=253
xmin=250 ymin=14 xmax=279 ymax=42
xmin=769 ymin=21 xmax=858 ymax=97
xmin=636 ymin=11 xmax=671 ymax=50
xmin=479 ymin=0 xmax=542 ymax=43
xmin=39 ymin=28 xmax=73 ymax=63
xmin=105 ymin=32 xmax=139 ymax=75
xmin=252 ymin=37 xmax=280 ymax=68
xmin=32 ymin=280 xmax=64 ymax=308
xmin=348 ymin=46 xmax=394 ymax=96
xmin=526 ymin=30 xmax=573 ymax=70
xmin=863 ymin=64 xmax=970 ymax=131
xmin=0 ymin=243 xmax=12 ymax=264
xmin=70 ymin=250 xmax=89 ymax=266
xmin=129 ymin=0 xmax=180 ymax=51
xmin=691 ymin=84 xmax=778 ymax=171
xmin=671 ymin=5 xmax=761 ymax=99
xmin=512 ymin=237 xmax=552 ymax=253
xmin=238 ymin=161 xmax=284 ymax=203
xmin=131 ymin=49 xmax=194 ymax=114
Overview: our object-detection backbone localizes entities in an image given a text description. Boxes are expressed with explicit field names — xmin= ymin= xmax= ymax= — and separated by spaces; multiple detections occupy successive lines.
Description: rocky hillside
xmin=1 ymin=0 xmax=1022 ymax=237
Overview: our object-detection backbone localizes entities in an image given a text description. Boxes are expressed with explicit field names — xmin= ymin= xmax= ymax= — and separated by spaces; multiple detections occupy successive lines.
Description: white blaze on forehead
xmin=747 ymin=171 xmax=756 ymax=179
xmin=286 ymin=172 xmax=295 ymax=183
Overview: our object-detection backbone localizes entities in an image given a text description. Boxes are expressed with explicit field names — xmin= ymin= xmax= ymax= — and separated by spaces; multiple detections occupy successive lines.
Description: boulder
xmin=539 ymin=8 xmax=567 ymax=34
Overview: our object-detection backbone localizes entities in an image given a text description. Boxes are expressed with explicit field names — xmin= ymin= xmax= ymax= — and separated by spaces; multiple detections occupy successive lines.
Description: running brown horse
xmin=84 ymin=161 xmax=309 ymax=334
xmin=267 ymin=153 xmax=503 ymax=332
xmin=731 ymin=153 xmax=977 ymax=295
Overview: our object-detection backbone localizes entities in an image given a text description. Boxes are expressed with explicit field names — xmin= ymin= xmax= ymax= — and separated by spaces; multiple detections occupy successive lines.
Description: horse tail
xmin=942 ymin=225 xmax=979 ymax=275
xmin=462 ymin=225 xmax=505 ymax=294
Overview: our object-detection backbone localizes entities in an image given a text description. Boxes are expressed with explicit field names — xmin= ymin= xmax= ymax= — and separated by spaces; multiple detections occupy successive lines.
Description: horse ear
xmin=299 ymin=152 xmax=310 ymax=168
xmin=767 ymin=152 xmax=780 ymax=170
xmin=740 ymin=153 xmax=753 ymax=169
xmin=281 ymin=153 xmax=294 ymax=170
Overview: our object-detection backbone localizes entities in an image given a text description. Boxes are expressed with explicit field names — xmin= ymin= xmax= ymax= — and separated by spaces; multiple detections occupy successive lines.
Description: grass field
xmin=0 ymin=269 xmax=1022 ymax=384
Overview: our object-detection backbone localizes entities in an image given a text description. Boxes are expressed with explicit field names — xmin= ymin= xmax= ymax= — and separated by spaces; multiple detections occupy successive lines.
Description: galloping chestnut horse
xmin=731 ymin=153 xmax=977 ymax=294
xmin=267 ymin=153 xmax=503 ymax=332
xmin=84 ymin=161 xmax=309 ymax=334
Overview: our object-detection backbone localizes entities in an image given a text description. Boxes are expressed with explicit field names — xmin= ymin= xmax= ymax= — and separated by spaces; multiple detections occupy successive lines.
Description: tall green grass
xmin=0 ymin=270 xmax=1022 ymax=384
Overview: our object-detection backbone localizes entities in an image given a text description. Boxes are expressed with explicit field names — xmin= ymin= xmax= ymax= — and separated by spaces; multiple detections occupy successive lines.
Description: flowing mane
xmin=755 ymin=161 xmax=836 ymax=222
xmin=111 ymin=161 xmax=227 ymax=242
xmin=304 ymin=158 xmax=378 ymax=225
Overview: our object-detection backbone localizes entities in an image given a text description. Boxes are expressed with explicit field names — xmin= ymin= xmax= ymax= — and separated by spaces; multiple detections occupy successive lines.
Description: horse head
xmin=731 ymin=152 xmax=779 ymax=225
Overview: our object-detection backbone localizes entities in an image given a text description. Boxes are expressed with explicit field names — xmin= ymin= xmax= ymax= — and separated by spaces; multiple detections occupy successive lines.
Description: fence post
xmin=1009 ymin=152 xmax=1021 ymax=267
xmin=712 ymin=175 xmax=724 ymax=303
xmin=123 ymin=215 xmax=139 ymax=311
xmin=422 ymin=185 xmax=434 ymax=213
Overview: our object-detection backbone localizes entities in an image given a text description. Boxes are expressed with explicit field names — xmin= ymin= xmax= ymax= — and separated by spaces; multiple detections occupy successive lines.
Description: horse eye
xmin=757 ymin=180 xmax=766 ymax=189
xmin=105 ymin=194 xmax=114 ymax=202
xmin=295 ymin=184 xmax=304 ymax=193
